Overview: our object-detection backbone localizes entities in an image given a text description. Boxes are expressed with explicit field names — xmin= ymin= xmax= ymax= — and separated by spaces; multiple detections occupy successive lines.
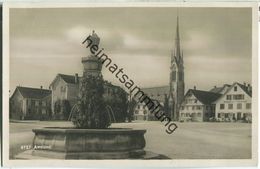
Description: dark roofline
xmin=185 ymin=89 xmax=222 ymax=105
xmin=141 ymin=85 xmax=169 ymax=90
xmin=213 ymin=82 xmax=252 ymax=103
xmin=50 ymin=73 xmax=81 ymax=87
xmin=12 ymin=86 xmax=51 ymax=99
xmin=236 ymin=82 xmax=252 ymax=97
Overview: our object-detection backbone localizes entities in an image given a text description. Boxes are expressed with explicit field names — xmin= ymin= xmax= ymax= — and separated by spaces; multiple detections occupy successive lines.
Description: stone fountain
xmin=15 ymin=31 xmax=168 ymax=160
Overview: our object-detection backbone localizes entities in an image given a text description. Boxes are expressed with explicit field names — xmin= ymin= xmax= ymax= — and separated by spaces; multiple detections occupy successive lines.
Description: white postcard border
xmin=2 ymin=2 xmax=258 ymax=167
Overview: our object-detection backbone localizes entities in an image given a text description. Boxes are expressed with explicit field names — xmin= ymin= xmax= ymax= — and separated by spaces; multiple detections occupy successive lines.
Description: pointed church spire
xmin=175 ymin=15 xmax=181 ymax=61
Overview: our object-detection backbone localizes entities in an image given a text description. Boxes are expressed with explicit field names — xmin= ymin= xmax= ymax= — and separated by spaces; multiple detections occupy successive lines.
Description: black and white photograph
xmin=2 ymin=2 xmax=258 ymax=167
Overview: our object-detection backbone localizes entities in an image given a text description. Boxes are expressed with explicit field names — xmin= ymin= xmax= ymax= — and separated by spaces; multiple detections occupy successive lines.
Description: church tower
xmin=169 ymin=16 xmax=185 ymax=121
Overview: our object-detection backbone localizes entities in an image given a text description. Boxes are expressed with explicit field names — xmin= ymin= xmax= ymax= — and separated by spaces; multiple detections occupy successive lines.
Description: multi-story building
xmin=179 ymin=87 xmax=221 ymax=122
xmin=214 ymin=82 xmax=252 ymax=122
xmin=134 ymin=99 xmax=162 ymax=121
xmin=49 ymin=73 xmax=127 ymax=120
xmin=49 ymin=73 xmax=80 ymax=119
xmin=9 ymin=86 xmax=52 ymax=120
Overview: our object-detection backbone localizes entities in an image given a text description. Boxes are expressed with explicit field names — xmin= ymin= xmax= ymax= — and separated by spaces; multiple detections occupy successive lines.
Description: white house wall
xmin=215 ymin=84 xmax=251 ymax=121
xmin=179 ymin=93 xmax=205 ymax=122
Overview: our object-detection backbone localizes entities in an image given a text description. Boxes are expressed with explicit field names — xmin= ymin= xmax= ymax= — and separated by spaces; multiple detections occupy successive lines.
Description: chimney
xmin=214 ymin=86 xmax=217 ymax=88
xmin=40 ymin=86 xmax=43 ymax=89
xmin=244 ymin=82 xmax=246 ymax=86
xmin=194 ymin=86 xmax=196 ymax=90
xmin=75 ymin=73 xmax=79 ymax=84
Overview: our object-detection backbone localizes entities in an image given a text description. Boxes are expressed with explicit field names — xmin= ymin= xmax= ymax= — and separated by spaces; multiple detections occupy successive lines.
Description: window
xmin=138 ymin=105 xmax=140 ymax=109
xmin=206 ymin=106 xmax=210 ymax=110
xmin=39 ymin=101 xmax=42 ymax=106
xmin=143 ymin=110 xmax=147 ymax=114
xmin=135 ymin=110 xmax=138 ymax=114
xmin=218 ymin=113 xmax=221 ymax=118
xmin=246 ymin=103 xmax=251 ymax=109
xmin=42 ymin=109 xmax=46 ymax=114
xmin=233 ymin=94 xmax=244 ymax=100
xmin=27 ymin=99 xmax=31 ymax=106
xmin=237 ymin=103 xmax=242 ymax=109
xmin=228 ymin=104 xmax=233 ymax=109
xmin=234 ymin=86 xmax=237 ymax=91
xmin=31 ymin=100 xmax=35 ymax=106
xmin=179 ymin=72 xmax=183 ymax=81
xmin=186 ymin=106 xmax=189 ymax=110
xmin=42 ymin=101 xmax=46 ymax=106
xmin=192 ymin=106 xmax=195 ymax=110
xmin=143 ymin=105 xmax=145 ymax=109
xmin=194 ymin=99 xmax=197 ymax=103
xmin=35 ymin=101 xmax=39 ymax=106
xmin=172 ymin=71 xmax=176 ymax=81
xmin=181 ymin=106 xmax=184 ymax=110
xmin=226 ymin=95 xmax=232 ymax=100
xmin=196 ymin=106 xmax=201 ymax=110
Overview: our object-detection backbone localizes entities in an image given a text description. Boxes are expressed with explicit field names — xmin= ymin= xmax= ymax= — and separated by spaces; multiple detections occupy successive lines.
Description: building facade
xmin=179 ymin=88 xmax=221 ymax=122
xmin=133 ymin=86 xmax=169 ymax=121
xmin=49 ymin=73 xmax=80 ymax=120
xmin=214 ymin=82 xmax=252 ymax=122
xmin=134 ymin=99 xmax=162 ymax=121
xmin=49 ymin=73 xmax=127 ymax=121
xmin=10 ymin=86 xmax=52 ymax=120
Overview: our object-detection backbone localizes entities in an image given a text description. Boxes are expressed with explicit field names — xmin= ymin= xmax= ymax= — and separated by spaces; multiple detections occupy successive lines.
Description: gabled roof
xmin=210 ymin=87 xmax=224 ymax=93
xmin=213 ymin=82 xmax=252 ymax=103
xmin=210 ymin=84 xmax=231 ymax=94
xmin=58 ymin=74 xmax=79 ymax=84
xmin=141 ymin=86 xmax=169 ymax=102
xmin=186 ymin=89 xmax=222 ymax=105
xmin=49 ymin=73 xmax=80 ymax=87
xmin=237 ymin=83 xmax=252 ymax=97
xmin=13 ymin=86 xmax=51 ymax=99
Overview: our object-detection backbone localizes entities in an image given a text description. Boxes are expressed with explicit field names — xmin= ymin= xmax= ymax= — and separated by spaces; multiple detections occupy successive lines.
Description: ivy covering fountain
xmin=16 ymin=31 xmax=151 ymax=159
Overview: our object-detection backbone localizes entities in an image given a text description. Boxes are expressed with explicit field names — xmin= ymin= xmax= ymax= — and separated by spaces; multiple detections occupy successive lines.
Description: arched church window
xmin=179 ymin=72 xmax=183 ymax=81
xmin=172 ymin=71 xmax=176 ymax=81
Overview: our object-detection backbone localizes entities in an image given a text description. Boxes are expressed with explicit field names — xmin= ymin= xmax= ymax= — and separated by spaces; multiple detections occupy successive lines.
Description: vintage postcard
xmin=2 ymin=2 xmax=258 ymax=168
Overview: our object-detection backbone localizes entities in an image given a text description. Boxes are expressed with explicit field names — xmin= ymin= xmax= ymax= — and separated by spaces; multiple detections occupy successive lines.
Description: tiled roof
xmin=237 ymin=83 xmax=252 ymax=97
xmin=209 ymin=87 xmax=224 ymax=93
xmin=141 ymin=86 xmax=169 ymax=102
xmin=16 ymin=86 xmax=51 ymax=99
xmin=188 ymin=89 xmax=222 ymax=105
xmin=59 ymin=74 xmax=79 ymax=84
xmin=209 ymin=84 xmax=231 ymax=94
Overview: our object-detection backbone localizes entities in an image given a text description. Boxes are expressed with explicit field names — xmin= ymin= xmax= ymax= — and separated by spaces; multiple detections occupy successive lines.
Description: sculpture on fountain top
xmin=71 ymin=31 xmax=110 ymax=129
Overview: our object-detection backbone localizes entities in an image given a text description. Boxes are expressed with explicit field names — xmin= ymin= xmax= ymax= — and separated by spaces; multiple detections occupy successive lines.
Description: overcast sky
xmin=9 ymin=7 xmax=252 ymax=94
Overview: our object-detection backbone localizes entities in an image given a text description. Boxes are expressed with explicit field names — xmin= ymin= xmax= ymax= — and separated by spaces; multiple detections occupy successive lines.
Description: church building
xmin=133 ymin=16 xmax=185 ymax=121
xmin=168 ymin=16 xmax=185 ymax=121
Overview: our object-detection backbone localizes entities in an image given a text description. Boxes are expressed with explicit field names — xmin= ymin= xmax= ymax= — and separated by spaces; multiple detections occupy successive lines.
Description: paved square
xmin=10 ymin=121 xmax=251 ymax=159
